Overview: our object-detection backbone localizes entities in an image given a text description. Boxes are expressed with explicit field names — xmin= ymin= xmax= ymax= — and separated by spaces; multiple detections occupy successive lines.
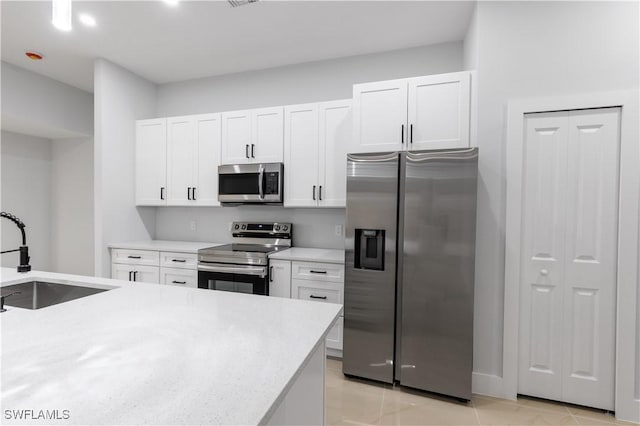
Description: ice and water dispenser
xmin=354 ymin=229 xmax=385 ymax=271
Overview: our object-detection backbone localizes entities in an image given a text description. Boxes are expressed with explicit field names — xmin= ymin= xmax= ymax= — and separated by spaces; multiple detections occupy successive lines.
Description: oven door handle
xmin=258 ymin=165 xmax=265 ymax=200
xmin=198 ymin=263 xmax=267 ymax=277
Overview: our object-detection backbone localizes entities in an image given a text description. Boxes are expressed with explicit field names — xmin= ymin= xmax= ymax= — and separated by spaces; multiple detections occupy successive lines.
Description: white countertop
xmin=0 ymin=268 xmax=341 ymax=425
xmin=269 ymin=247 xmax=345 ymax=264
xmin=108 ymin=240 xmax=223 ymax=253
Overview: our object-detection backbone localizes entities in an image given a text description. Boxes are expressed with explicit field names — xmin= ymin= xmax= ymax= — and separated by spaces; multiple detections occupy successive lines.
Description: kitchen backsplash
xmin=154 ymin=206 xmax=346 ymax=249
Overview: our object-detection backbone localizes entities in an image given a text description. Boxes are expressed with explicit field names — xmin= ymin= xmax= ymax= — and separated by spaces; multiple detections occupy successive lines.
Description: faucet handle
xmin=0 ymin=291 xmax=21 ymax=312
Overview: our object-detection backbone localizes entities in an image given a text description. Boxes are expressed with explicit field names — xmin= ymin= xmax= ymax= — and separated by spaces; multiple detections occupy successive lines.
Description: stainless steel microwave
xmin=218 ymin=163 xmax=284 ymax=205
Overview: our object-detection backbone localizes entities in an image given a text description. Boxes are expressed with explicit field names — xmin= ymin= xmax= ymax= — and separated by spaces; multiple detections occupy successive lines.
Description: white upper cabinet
xmin=252 ymin=107 xmax=284 ymax=163
xmin=136 ymin=118 xmax=167 ymax=206
xmin=407 ymin=72 xmax=470 ymax=150
xmin=284 ymin=100 xmax=351 ymax=208
xmin=284 ymin=103 xmax=320 ymax=207
xmin=221 ymin=110 xmax=252 ymax=164
xmin=166 ymin=116 xmax=196 ymax=205
xmin=352 ymin=79 xmax=407 ymax=153
xmin=350 ymin=71 xmax=472 ymax=154
xmin=137 ymin=114 xmax=221 ymax=207
xmin=221 ymin=107 xmax=284 ymax=165
xmin=194 ymin=114 xmax=222 ymax=206
xmin=318 ymin=100 xmax=350 ymax=207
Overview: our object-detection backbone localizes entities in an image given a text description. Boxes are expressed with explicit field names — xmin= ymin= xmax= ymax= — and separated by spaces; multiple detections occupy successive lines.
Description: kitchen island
xmin=0 ymin=268 xmax=341 ymax=425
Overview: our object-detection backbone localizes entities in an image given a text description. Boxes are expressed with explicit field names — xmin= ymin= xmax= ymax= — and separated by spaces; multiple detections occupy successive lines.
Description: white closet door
xmin=166 ymin=116 xmax=196 ymax=205
xmin=519 ymin=108 xmax=620 ymax=411
xmin=194 ymin=113 xmax=221 ymax=206
xmin=283 ymin=103 xmax=319 ymax=207
xmin=561 ymin=108 xmax=619 ymax=410
xmin=318 ymin=100 xmax=350 ymax=207
xmin=519 ymin=111 xmax=569 ymax=402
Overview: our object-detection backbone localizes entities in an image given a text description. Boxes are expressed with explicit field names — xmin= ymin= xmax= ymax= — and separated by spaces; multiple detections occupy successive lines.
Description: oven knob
xmin=234 ymin=224 xmax=240 ymax=230
xmin=241 ymin=224 xmax=247 ymax=230
xmin=275 ymin=225 xmax=281 ymax=231
xmin=282 ymin=225 xmax=288 ymax=231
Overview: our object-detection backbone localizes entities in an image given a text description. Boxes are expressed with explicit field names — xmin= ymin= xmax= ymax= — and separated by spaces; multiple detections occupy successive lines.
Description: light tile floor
xmin=326 ymin=359 xmax=638 ymax=426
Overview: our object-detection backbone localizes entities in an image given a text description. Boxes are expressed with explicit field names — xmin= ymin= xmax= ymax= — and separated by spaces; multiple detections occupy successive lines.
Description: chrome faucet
xmin=1 ymin=212 xmax=31 ymax=273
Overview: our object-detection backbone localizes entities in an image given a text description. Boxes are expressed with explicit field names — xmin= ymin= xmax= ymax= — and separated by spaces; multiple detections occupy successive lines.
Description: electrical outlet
xmin=190 ymin=221 xmax=197 ymax=231
xmin=334 ymin=225 xmax=343 ymax=237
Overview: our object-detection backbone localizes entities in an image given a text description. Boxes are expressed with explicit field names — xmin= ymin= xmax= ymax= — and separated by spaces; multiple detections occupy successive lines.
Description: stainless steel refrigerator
xmin=343 ymin=148 xmax=478 ymax=401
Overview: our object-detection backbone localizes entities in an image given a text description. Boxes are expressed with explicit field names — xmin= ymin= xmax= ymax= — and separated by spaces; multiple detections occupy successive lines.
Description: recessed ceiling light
xmin=25 ymin=51 xmax=44 ymax=61
xmin=78 ymin=13 xmax=97 ymax=27
xmin=163 ymin=0 xmax=179 ymax=6
xmin=52 ymin=0 xmax=72 ymax=31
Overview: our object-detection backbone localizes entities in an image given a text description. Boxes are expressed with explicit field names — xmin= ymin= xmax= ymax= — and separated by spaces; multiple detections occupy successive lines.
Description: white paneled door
xmin=519 ymin=108 xmax=620 ymax=410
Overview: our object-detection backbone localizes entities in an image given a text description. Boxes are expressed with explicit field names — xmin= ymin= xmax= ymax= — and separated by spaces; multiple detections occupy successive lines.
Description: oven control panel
xmin=231 ymin=222 xmax=292 ymax=238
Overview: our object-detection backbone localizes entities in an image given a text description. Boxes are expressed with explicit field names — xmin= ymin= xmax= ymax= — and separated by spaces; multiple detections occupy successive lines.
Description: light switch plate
xmin=334 ymin=225 xmax=343 ymax=237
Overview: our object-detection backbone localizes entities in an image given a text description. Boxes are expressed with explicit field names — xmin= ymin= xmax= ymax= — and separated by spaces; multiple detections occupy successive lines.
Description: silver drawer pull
xmin=172 ymin=280 xmax=187 ymax=285
xmin=309 ymin=270 xmax=327 ymax=274
xmin=172 ymin=259 xmax=186 ymax=263
xmin=310 ymin=295 xmax=327 ymax=300
xmin=127 ymin=255 xmax=142 ymax=259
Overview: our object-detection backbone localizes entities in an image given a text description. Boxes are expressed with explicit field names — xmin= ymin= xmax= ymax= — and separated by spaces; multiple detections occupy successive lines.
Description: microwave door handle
xmin=258 ymin=166 xmax=265 ymax=200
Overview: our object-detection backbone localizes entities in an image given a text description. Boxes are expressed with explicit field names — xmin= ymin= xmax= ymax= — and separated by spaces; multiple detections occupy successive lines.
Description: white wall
xmin=156 ymin=42 xmax=463 ymax=116
xmin=94 ymin=59 xmax=157 ymax=277
xmin=1 ymin=61 xmax=93 ymax=139
xmin=155 ymin=207 xmax=345 ymax=249
xmin=154 ymin=42 xmax=463 ymax=246
xmin=1 ymin=131 xmax=52 ymax=271
xmin=50 ymin=137 xmax=94 ymax=276
xmin=463 ymin=0 xmax=639 ymax=409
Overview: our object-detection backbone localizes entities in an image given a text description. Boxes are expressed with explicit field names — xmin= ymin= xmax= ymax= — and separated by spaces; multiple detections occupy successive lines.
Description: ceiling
xmin=1 ymin=1 xmax=475 ymax=93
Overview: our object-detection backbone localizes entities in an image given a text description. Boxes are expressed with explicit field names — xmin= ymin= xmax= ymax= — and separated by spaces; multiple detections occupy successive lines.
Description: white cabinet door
xmin=221 ymin=110 xmax=252 ymax=165
xmin=351 ymin=79 xmax=407 ymax=153
xmin=160 ymin=267 xmax=198 ymax=288
xmin=194 ymin=113 xmax=222 ymax=206
xmin=326 ymin=316 xmax=344 ymax=351
xmin=136 ymin=119 xmax=167 ymax=205
xmin=407 ymin=72 xmax=470 ymax=150
xmin=519 ymin=108 xmax=619 ymax=411
xmin=318 ymin=100 xmax=350 ymax=207
xmin=252 ymin=106 xmax=284 ymax=163
xmin=284 ymin=103 xmax=319 ymax=207
xmin=111 ymin=263 xmax=159 ymax=284
xmin=166 ymin=116 xmax=196 ymax=205
xmin=112 ymin=263 xmax=134 ymax=282
xmin=269 ymin=260 xmax=292 ymax=298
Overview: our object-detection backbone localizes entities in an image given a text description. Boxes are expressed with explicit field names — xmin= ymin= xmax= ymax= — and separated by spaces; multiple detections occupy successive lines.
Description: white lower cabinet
xmin=284 ymin=260 xmax=344 ymax=355
xmin=269 ymin=259 xmax=292 ymax=298
xmin=160 ymin=267 xmax=198 ymax=288
xmin=111 ymin=248 xmax=198 ymax=288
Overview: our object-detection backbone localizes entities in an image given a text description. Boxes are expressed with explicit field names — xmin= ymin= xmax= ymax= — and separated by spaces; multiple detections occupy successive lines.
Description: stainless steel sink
xmin=0 ymin=281 xmax=109 ymax=310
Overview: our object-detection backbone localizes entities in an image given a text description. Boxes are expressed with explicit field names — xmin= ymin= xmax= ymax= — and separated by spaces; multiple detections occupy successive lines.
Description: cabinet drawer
xmin=160 ymin=267 xmax=198 ymax=288
xmin=160 ymin=252 xmax=198 ymax=269
xmin=292 ymin=279 xmax=342 ymax=304
xmin=326 ymin=316 xmax=343 ymax=351
xmin=112 ymin=249 xmax=159 ymax=266
xmin=291 ymin=261 xmax=344 ymax=283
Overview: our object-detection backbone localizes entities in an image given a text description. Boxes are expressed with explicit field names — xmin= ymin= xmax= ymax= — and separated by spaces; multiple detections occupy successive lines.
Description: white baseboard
xmin=472 ymin=372 xmax=509 ymax=400
xmin=616 ymin=398 xmax=640 ymax=424
xmin=326 ymin=348 xmax=343 ymax=359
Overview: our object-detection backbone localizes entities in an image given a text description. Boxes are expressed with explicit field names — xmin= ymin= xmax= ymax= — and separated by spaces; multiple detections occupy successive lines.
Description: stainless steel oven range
xmin=197 ymin=222 xmax=292 ymax=295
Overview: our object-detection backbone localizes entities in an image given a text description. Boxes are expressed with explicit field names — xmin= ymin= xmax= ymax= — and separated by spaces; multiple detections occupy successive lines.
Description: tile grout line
xmin=472 ymin=400 xmax=482 ymax=426
xmin=377 ymin=384 xmax=386 ymax=426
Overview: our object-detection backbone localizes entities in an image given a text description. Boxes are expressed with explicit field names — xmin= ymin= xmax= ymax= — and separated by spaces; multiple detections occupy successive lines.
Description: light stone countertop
xmin=268 ymin=247 xmax=345 ymax=264
xmin=0 ymin=267 xmax=341 ymax=425
xmin=108 ymin=240 xmax=223 ymax=253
